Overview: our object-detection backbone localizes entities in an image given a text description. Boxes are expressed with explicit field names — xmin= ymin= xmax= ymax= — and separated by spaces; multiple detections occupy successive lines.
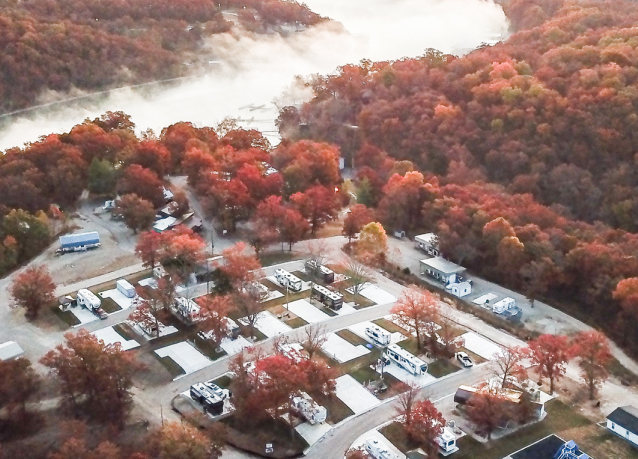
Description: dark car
xmin=95 ymin=307 xmax=108 ymax=320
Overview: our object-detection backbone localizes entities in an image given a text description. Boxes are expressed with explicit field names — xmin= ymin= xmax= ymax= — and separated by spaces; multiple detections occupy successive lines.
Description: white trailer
xmin=116 ymin=279 xmax=136 ymax=298
xmin=76 ymin=289 xmax=101 ymax=310
xmin=365 ymin=325 xmax=392 ymax=346
xmin=292 ymin=392 xmax=327 ymax=425
xmin=174 ymin=297 xmax=201 ymax=322
xmin=493 ymin=297 xmax=515 ymax=314
xmin=364 ymin=438 xmax=399 ymax=459
xmin=384 ymin=343 xmax=428 ymax=375
xmin=275 ymin=268 xmax=303 ymax=292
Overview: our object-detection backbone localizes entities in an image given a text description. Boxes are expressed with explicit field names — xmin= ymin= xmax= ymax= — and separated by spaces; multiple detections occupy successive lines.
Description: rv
xmin=436 ymin=427 xmax=458 ymax=453
xmin=190 ymin=383 xmax=226 ymax=416
xmin=384 ymin=343 xmax=428 ymax=375
xmin=365 ymin=325 xmax=392 ymax=346
xmin=76 ymin=289 xmax=107 ymax=319
xmin=275 ymin=268 xmax=303 ymax=292
xmin=493 ymin=297 xmax=515 ymax=314
xmin=310 ymin=283 xmax=343 ymax=310
xmin=116 ymin=279 xmax=136 ymax=298
xmin=174 ymin=297 xmax=201 ymax=322
xmin=305 ymin=259 xmax=335 ymax=283
xmin=292 ymin=392 xmax=327 ymax=425
xmin=364 ymin=438 xmax=399 ymax=459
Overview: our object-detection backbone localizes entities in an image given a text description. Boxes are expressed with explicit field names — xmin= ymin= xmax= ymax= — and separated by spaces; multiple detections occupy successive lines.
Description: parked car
xmin=95 ymin=307 xmax=108 ymax=320
xmin=456 ymin=352 xmax=473 ymax=367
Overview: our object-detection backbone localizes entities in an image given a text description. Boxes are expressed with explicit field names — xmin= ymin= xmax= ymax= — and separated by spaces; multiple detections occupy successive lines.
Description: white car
xmin=457 ymin=352 xmax=474 ymax=367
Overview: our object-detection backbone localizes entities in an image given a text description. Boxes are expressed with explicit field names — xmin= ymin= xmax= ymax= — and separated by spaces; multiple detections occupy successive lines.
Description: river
xmin=0 ymin=0 xmax=509 ymax=150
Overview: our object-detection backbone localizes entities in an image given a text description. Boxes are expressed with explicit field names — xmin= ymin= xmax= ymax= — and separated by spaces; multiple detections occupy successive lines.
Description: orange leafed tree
xmin=9 ymin=265 xmax=56 ymax=320
xmin=391 ymin=288 xmax=439 ymax=350
xmin=571 ymin=330 xmax=612 ymax=400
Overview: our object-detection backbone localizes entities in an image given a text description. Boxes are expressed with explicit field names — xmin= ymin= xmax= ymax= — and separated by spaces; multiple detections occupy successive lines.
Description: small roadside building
xmin=420 ymin=257 xmax=466 ymax=284
xmin=447 ymin=281 xmax=472 ymax=298
xmin=414 ymin=233 xmax=439 ymax=257
xmin=606 ymin=405 xmax=638 ymax=446
xmin=0 ymin=341 xmax=24 ymax=361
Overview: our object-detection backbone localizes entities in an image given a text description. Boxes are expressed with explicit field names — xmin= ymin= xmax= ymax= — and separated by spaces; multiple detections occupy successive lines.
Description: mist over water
xmin=0 ymin=0 xmax=509 ymax=150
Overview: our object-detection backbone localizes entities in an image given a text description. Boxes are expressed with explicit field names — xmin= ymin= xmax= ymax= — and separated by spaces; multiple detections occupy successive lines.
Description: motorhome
xmin=275 ymin=268 xmax=303 ymax=292
xmin=292 ymin=392 xmax=327 ymax=425
xmin=365 ymin=325 xmax=392 ymax=346
xmin=384 ymin=343 xmax=428 ymax=375
xmin=364 ymin=438 xmax=399 ymax=459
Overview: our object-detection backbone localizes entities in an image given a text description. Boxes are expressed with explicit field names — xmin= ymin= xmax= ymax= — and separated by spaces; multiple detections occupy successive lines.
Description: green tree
xmin=88 ymin=158 xmax=118 ymax=195
xmin=2 ymin=210 xmax=51 ymax=259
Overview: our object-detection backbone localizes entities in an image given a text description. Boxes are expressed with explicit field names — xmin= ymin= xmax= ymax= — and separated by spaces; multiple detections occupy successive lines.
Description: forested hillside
xmin=278 ymin=0 xmax=638 ymax=353
xmin=0 ymin=0 xmax=324 ymax=113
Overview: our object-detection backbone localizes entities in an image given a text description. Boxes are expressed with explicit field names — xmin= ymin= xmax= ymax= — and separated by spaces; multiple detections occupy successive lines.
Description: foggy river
xmin=0 ymin=0 xmax=509 ymax=150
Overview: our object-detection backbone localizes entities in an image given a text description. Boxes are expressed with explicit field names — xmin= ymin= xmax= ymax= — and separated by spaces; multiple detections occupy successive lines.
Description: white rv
xmin=174 ymin=297 xmax=201 ymax=322
xmin=492 ymin=297 xmax=515 ymax=314
xmin=292 ymin=392 xmax=327 ymax=425
xmin=384 ymin=343 xmax=428 ymax=375
xmin=76 ymin=289 xmax=107 ymax=319
xmin=365 ymin=325 xmax=392 ymax=346
xmin=364 ymin=438 xmax=399 ymax=459
xmin=436 ymin=427 xmax=458 ymax=453
xmin=275 ymin=268 xmax=303 ymax=292
xmin=76 ymin=289 xmax=101 ymax=310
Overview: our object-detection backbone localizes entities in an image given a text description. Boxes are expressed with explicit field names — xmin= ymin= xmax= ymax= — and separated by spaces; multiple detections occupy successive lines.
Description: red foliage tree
xmin=342 ymin=204 xmax=375 ymax=244
xmin=571 ymin=331 xmax=612 ymax=400
xmin=117 ymin=164 xmax=164 ymax=208
xmin=9 ymin=265 xmax=56 ymax=320
xmin=528 ymin=334 xmax=571 ymax=394
xmin=290 ymin=185 xmax=340 ymax=234
xmin=401 ymin=400 xmax=445 ymax=456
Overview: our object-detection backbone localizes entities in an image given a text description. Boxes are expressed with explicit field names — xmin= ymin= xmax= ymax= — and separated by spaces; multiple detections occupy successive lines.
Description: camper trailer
xmin=364 ymin=438 xmax=399 ymax=459
xmin=492 ymin=297 xmax=516 ymax=314
xmin=365 ymin=325 xmax=392 ymax=346
xmin=305 ymin=259 xmax=335 ymax=283
xmin=414 ymin=233 xmax=439 ymax=256
xmin=275 ymin=269 xmax=303 ymax=292
xmin=76 ymin=289 xmax=107 ymax=319
xmin=292 ymin=392 xmax=327 ymax=425
xmin=384 ymin=343 xmax=428 ymax=375
xmin=190 ymin=383 xmax=226 ymax=416
xmin=174 ymin=297 xmax=201 ymax=322
xmin=116 ymin=279 xmax=136 ymax=298
xmin=310 ymin=284 xmax=343 ymax=310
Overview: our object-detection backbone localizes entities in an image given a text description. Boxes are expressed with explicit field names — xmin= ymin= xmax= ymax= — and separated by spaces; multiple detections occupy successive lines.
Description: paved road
xmin=305 ymin=363 xmax=493 ymax=459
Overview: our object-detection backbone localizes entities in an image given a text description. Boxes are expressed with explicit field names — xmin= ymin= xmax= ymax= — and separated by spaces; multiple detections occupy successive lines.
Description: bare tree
xmin=396 ymin=380 xmax=421 ymax=425
xmin=235 ymin=290 xmax=264 ymax=339
xmin=493 ymin=346 xmax=528 ymax=389
xmin=437 ymin=316 xmax=464 ymax=357
xmin=340 ymin=257 xmax=375 ymax=295
xmin=306 ymin=239 xmax=331 ymax=268
xmin=304 ymin=324 xmax=329 ymax=359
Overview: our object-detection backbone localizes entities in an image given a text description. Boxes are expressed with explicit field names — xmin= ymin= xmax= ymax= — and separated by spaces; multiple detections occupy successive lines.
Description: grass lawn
xmin=157 ymin=356 xmax=185 ymax=379
xmin=223 ymin=415 xmax=308 ymax=453
xmin=428 ymin=358 xmax=461 ymax=378
xmin=454 ymin=400 xmax=591 ymax=459
xmin=398 ymin=337 xmax=421 ymax=356
xmin=100 ymin=297 xmax=122 ymax=314
xmin=315 ymin=393 xmax=355 ymax=423
xmin=339 ymin=289 xmax=375 ymax=309
xmin=113 ymin=322 xmax=138 ymax=341
xmin=258 ymin=251 xmax=300 ymax=267
xmin=336 ymin=329 xmax=371 ymax=347
xmin=319 ymin=347 xmax=382 ymax=378
xmin=211 ymin=374 xmax=232 ymax=389
xmin=379 ymin=421 xmax=419 ymax=454
xmin=193 ymin=336 xmax=227 ymax=360
xmin=52 ymin=307 xmax=80 ymax=327
xmin=284 ymin=316 xmax=308 ymax=328
xmin=349 ymin=365 xmax=409 ymax=400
